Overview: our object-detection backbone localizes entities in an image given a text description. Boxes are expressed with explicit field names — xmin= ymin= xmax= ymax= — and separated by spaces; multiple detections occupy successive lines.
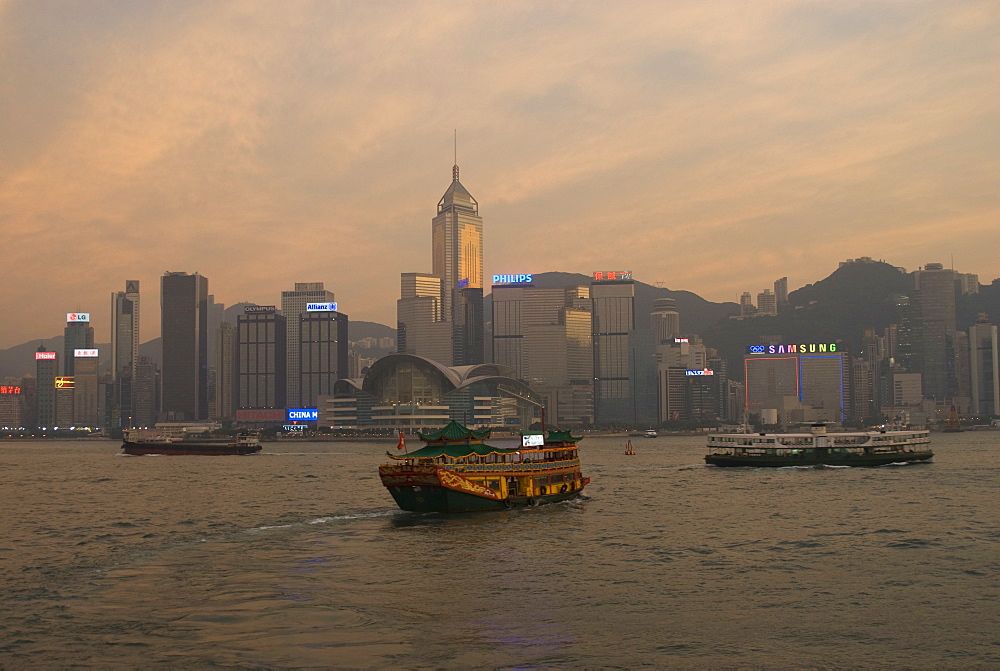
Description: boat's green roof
xmin=417 ymin=420 xmax=492 ymax=442
xmin=547 ymin=429 xmax=582 ymax=442
xmin=388 ymin=443 xmax=522 ymax=460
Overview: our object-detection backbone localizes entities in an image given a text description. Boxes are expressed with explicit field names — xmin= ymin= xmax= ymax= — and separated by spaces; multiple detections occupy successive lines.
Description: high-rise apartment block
xmin=160 ymin=271 xmax=209 ymax=421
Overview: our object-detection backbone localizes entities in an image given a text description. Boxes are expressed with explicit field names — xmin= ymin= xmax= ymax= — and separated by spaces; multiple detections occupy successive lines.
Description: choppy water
xmin=1 ymin=433 xmax=997 ymax=669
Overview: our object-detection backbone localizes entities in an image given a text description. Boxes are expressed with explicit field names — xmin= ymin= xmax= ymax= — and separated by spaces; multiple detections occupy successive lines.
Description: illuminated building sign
xmin=592 ymin=271 xmax=632 ymax=281
xmin=747 ymin=343 xmax=839 ymax=355
xmin=67 ymin=313 xmax=90 ymax=322
xmin=457 ymin=278 xmax=470 ymax=288
xmin=522 ymin=434 xmax=544 ymax=447
xmin=236 ymin=409 xmax=285 ymax=422
xmin=0 ymin=385 xmax=21 ymax=394
xmin=35 ymin=352 xmax=57 ymax=360
xmin=674 ymin=338 xmax=689 ymax=344
xmin=245 ymin=305 xmax=276 ymax=314
xmin=493 ymin=274 xmax=533 ymax=285
xmin=287 ymin=408 xmax=319 ymax=421
xmin=74 ymin=349 xmax=99 ymax=357
xmin=54 ymin=377 xmax=74 ymax=389
xmin=306 ymin=303 xmax=337 ymax=312
xmin=686 ymin=369 xmax=715 ymax=376
xmin=282 ymin=425 xmax=306 ymax=432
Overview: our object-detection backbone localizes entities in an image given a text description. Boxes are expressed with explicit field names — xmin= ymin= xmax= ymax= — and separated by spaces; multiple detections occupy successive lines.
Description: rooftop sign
xmin=686 ymin=369 xmax=715 ymax=376
xmin=747 ymin=343 xmax=839 ymax=355
xmin=245 ymin=305 xmax=276 ymax=314
xmin=74 ymin=349 xmax=99 ymax=358
xmin=35 ymin=352 xmax=57 ymax=360
xmin=592 ymin=271 xmax=632 ymax=281
xmin=493 ymin=274 xmax=532 ymax=285
xmin=306 ymin=303 xmax=337 ymax=312
xmin=287 ymin=408 xmax=319 ymax=421
xmin=54 ymin=377 xmax=74 ymax=389
xmin=0 ymin=385 xmax=21 ymax=394
xmin=67 ymin=313 xmax=90 ymax=322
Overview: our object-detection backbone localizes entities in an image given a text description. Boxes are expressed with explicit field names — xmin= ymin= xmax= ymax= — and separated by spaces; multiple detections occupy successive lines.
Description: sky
xmin=1 ymin=0 xmax=999 ymax=348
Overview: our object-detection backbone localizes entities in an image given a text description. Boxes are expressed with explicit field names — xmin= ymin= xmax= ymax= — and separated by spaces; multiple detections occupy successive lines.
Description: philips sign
xmin=306 ymin=303 xmax=337 ymax=312
xmin=287 ymin=409 xmax=319 ymax=421
xmin=747 ymin=343 xmax=839 ymax=355
xmin=685 ymin=369 xmax=715 ymax=376
xmin=493 ymin=274 xmax=532 ymax=285
xmin=67 ymin=313 xmax=90 ymax=322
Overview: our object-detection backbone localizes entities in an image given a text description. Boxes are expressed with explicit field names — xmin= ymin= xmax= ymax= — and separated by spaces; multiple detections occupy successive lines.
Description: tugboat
xmin=122 ymin=430 xmax=262 ymax=456
xmin=705 ymin=423 xmax=932 ymax=467
xmin=378 ymin=421 xmax=589 ymax=513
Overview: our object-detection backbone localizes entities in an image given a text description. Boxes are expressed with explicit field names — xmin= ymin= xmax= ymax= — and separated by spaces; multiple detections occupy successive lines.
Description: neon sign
xmin=457 ymin=278 xmax=470 ymax=288
xmin=0 ymin=386 xmax=21 ymax=394
xmin=35 ymin=352 xmax=56 ymax=360
xmin=74 ymin=349 xmax=99 ymax=357
xmin=306 ymin=303 xmax=337 ymax=312
xmin=747 ymin=343 xmax=839 ymax=355
xmin=493 ymin=274 xmax=532 ymax=285
xmin=54 ymin=377 xmax=74 ymax=389
xmin=287 ymin=408 xmax=319 ymax=421
xmin=592 ymin=271 xmax=632 ymax=281
xmin=685 ymin=369 xmax=715 ymax=376
xmin=674 ymin=338 xmax=689 ymax=343
xmin=67 ymin=313 xmax=90 ymax=322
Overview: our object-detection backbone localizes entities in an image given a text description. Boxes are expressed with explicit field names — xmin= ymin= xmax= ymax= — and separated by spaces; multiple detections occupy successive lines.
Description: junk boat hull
xmin=705 ymin=426 xmax=932 ymax=468
xmin=379 ymin=422 xmax=590 ymax=513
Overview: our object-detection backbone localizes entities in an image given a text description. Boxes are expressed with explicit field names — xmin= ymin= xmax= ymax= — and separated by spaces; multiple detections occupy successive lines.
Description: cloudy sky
xmin=2 ymin=0 xmax=998 ymax=348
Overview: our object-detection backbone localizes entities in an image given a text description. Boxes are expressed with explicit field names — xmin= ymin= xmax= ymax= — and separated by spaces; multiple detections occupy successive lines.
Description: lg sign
xmin=66 ymin=313 xmax=90 ymax=322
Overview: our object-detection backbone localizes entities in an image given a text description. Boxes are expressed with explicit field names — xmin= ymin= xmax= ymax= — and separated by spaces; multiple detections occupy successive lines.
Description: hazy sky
xmin=2 ymin=0 xmax=998 ymax=348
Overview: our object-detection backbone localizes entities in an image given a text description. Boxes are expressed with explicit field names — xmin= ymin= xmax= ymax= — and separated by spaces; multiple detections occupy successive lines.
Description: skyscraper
xmin=63 ymin=313 xmax=94 ymax=377
xmin=160 ymin=271 xmax=209 ymax=421
xmin=72 ymin=349 xmax=100 ymax=427
xmin=214 ymin=321 xmax=235 ymax=421
xmin=912 ymin=263 xmax=957 ymax=401
xmin=35 ymin=347 xmax=57 ymax=428
xmin=396 ymin=273 xmax=452 ymax=362
xmin=299 ymin=307 xmax=348 ymax=408
xmin=111 ymin=280 xmax=140 ymax=427
xmin=281 ymin=282 xmax=334 ymax=407
xmin=236 ymin=307 xmax=286 ymax=411
xmin=650 ymin=298 xmax=680 ymax=344
xmin=969 ymin=314 xmax=999 ymax=416
xmin=432 ymin=163 xmax=484 ymax=365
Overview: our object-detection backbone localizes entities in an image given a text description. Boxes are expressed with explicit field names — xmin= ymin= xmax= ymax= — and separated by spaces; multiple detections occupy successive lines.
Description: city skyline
xmin=3 ymin=1 xmax=999 ymax=349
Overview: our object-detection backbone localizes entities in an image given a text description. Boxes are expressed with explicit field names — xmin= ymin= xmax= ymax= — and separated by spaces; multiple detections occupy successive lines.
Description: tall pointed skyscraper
xmin=111 ymin=280 xmax=140 ymax=427
xmin=431 ymin=163 xmax=484 ymax=364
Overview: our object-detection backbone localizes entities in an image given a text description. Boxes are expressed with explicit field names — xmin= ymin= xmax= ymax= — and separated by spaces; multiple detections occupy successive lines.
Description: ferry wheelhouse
xmin=378 ymin=421 xmax=589 ymax=513
xmin=705 ymin=424 xmax=932 ymax=467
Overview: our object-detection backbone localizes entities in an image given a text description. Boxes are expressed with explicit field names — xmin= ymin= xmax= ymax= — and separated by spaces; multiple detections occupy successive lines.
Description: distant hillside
xmin=702 ymin=261 xmax=912 ymax=376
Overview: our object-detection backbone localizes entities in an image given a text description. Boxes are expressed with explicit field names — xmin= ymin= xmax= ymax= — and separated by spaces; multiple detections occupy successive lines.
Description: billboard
xmin=235 ymin=408 xmax=286 ymax=422
xmin=244 ymin=305 xmax=276 ymax=314
xmin=674 ymin=337 xmax=689 ymax=343
xmin=592 ymin=271 xmax=632 ymax=281
xmin=54 ymin=377 xmax=74 ymax=389
xmin=685 ymin=369 xmax=715 ymax=376
xmin=493 ymin=274 xmax=533 ymax=285
xmin=74 ymin=349 xmax=99 ymax=358
xmin=521 ymin=434 xmax=544 ymax=447
xmin=66 ymin=313 xmax=90 ymax=322
xmin=306 ymin=303 xmax=337 ymax=312
xmin=747 ymin=343 xmax=839 ymax=355
xmin=0 ymin=385 xmax=21 ymax=394
xmin=287 ymin=409 xmax=319 ymax=421
xmin=35 ymin=352 xmax=57 ymax=360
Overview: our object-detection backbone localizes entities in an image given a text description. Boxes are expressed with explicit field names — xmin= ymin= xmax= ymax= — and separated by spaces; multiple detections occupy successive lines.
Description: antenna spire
xmin=453 ymin=129 xmax=459 ymax=181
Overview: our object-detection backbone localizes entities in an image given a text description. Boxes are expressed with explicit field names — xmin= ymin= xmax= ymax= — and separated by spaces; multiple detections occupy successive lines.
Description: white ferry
xmin=705 ymin=424 xmax=932 ymax=467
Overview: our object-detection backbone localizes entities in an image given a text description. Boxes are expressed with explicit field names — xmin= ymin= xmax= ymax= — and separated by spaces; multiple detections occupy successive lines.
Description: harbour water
xmin=1 ymin=432 xmax=997 ymax=668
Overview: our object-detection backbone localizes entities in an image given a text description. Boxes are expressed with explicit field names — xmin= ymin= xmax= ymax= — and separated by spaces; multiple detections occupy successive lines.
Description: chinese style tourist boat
xmin=121 ymin=430 xmax=262 ymax=456
xmin=378 ymin=421 xmax=590 ymax=513
xmin=705 ymin=424 xmax=932 ymax=467
xmin=942 ymin=406 xmax=965 ymax=433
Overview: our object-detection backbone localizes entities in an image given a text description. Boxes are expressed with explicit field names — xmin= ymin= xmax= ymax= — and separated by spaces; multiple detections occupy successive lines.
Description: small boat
xmin=942 ymin=406 xmax=964 ymax=433
xmin=122 ymin=430 xmax=262 ymax=456
xmin=705 ymin=424 xmax=932 ymax=467
xmin=378 ymin=421 xmax=589 ymax=513
xmin=625 ymin=440 xmax=635 ymax=455
xmin=643 ymin=429 xmax=657 ymax=438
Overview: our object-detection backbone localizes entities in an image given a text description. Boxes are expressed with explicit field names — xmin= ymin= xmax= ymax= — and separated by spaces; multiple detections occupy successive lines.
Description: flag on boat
xmin=396 ymin=431 xmax=406 ymax=450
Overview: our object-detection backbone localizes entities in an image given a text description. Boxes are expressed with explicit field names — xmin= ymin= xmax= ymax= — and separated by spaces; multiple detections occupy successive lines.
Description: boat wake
xmin=247 ymin=509 xmax=397 ymax=534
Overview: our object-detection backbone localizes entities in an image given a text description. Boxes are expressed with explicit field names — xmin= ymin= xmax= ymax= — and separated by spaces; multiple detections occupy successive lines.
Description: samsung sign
xmin=287 ymin=408 xmax=319 ymax=421
xmin=493 ymin=274 xmax=532 ymax=285
xmin=67 ymin=313 xmax=90 ymax=322
xmin=747 ymin=343 xmax=839 ymax=355
xmin=306 ymin=303 xmax=337 ymax=312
